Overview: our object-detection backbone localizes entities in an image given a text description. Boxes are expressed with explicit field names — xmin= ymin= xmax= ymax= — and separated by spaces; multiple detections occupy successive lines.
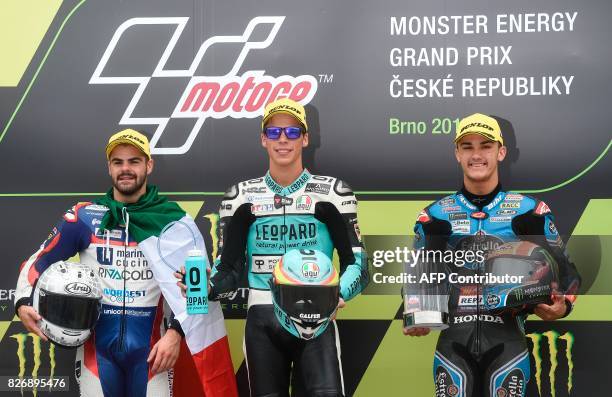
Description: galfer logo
xmin=90 ymin=16 xmax=318 ymax=155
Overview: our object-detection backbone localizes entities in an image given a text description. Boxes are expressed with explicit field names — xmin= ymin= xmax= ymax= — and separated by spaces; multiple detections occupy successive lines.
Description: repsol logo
xmin=255 ymin=223 xmax=316 ymax=241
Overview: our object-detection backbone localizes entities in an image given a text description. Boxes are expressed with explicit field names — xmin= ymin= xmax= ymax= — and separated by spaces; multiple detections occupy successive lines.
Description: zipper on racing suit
xmin=118 ymin=208 xmax=129 ymax=352
xmin=475 ymin=216 xmax=483 ymax=356
xmin=282 ymin=202 xmax=287 ymax=254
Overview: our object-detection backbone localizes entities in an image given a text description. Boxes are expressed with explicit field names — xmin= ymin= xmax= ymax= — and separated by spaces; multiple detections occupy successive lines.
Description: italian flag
xmin=132 ymin=210 xmax=238 ymax=396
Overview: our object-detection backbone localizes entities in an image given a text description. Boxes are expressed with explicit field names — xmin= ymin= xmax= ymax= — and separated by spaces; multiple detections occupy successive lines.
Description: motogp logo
xmin=90 ymin=16 xmax=318 ymax=155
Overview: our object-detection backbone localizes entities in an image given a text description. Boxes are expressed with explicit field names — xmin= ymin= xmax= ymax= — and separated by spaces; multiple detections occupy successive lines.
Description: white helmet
xmin=33 ymin=261 xmax=102 ymax=348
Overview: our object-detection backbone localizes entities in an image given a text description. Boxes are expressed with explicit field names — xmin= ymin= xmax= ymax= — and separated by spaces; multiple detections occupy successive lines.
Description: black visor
xmin=38 ymin=292 xmax=100 ymax=330
xmin=485 ymin=256 xmax=556 ymax=285
xmin=275 ymin=284 xmax=339 ymax=322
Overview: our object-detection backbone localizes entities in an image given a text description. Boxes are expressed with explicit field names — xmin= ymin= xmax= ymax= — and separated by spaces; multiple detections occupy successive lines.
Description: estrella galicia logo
xmin=434 ymin=367 xmax=459 ymax=396
xmin=527 ymin=331 xmax=574 ymax=396
xmin=90 ymin=16 xmax=318 ymax=155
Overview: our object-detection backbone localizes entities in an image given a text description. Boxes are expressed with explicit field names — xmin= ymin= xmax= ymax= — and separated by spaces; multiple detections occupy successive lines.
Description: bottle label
xmin=185 ymin=256 xmax=208 ymax=314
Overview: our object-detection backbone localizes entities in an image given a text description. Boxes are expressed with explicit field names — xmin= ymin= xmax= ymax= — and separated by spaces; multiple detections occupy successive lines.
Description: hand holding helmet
xmin=17 ymin=305 xmax=47 ymax=341
xmin=31 ymin=261 xmax=102 ymax=347
xmin=482 ymin=241 xmax=560 ymax=314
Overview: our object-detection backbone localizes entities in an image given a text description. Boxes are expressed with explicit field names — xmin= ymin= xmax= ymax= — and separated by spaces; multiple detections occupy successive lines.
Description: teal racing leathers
xmin=209 ymin=169 xmax=368 ymax=396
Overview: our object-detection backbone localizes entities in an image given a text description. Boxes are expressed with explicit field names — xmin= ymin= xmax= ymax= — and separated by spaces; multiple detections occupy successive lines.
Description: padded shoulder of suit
xmin=312 ymin=176 xmax=357 ymax=212
xmin=425 ymin=194 xmax=457 ymax=220
xmin=62 ymin=202 xmax=98 ymax=223
xmin=503 ymin=192 xmax=539 ymax=216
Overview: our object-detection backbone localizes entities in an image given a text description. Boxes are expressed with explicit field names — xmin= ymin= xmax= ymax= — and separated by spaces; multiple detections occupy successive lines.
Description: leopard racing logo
xmin=90 ymin=16 xmax=318 ymax=155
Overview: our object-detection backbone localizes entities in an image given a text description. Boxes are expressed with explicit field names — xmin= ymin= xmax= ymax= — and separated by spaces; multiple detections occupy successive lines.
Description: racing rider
xmin=15 ymin=130 xmax=184 ymax=397
xmin=404 ymin=113 xmax=581 ymax=397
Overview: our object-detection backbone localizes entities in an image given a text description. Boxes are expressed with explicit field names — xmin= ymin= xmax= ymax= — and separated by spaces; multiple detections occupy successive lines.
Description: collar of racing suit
xmin=264 ymin=168 xmax=311 ymax=195
xmin=460 ymin=183 xmax=502 ymax=209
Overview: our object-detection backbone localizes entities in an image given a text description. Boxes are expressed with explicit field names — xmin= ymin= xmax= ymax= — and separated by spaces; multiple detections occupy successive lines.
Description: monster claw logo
xmin=10 ymin=333 xmax=56 ymax=396
xmin=204 ymin=213 xmax=220 ymax=260
xmin=527 ymin=331 xmax=574 ymax=397
xmin=90 ymin=16 xmax=318 ymax=155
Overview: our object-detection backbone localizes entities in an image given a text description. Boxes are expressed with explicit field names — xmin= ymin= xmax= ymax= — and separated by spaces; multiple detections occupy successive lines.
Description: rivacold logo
xmin=90 ymin=16 xmax=318 ymax=155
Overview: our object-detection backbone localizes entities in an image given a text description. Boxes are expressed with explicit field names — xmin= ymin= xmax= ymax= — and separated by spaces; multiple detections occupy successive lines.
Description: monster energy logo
xmin=204 ymin=213 xmax=220 ymax=260
xmin=527 ymin=331 xmax=574 ymax=397
xmin=10 ymin=332 xmax=56 ymax=396
xmin=514 ymin=288 xmax=525 ymax=301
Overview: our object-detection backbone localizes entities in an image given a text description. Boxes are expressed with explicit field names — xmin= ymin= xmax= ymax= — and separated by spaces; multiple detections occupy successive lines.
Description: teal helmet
xmin=270 ymin=249 xmax=339 ymax=340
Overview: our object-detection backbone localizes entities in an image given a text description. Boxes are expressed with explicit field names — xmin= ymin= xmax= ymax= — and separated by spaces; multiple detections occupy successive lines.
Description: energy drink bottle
xmin=185 ymin=249 xmax=208 ymax=314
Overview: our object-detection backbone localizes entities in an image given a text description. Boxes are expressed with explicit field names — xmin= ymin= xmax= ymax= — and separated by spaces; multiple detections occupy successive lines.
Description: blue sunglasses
xmin=263 ymin=126 xmax=304 ymax=140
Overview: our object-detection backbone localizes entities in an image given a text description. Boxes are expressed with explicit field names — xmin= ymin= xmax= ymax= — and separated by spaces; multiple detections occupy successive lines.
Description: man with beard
xmin=403 ymin=114 xmax=580 ymax=397
xmin=15 ymin=130 xmax=185 ymax=396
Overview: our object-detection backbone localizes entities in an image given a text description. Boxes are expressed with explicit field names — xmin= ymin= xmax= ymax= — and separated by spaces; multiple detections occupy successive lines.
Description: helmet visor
xmin=275 ymin=284 xmax=339 ymax=323
xmin=38 ymin=292 xmax=100 ymax=330
xmin=485 ymin=256 xmax=555 ymax=284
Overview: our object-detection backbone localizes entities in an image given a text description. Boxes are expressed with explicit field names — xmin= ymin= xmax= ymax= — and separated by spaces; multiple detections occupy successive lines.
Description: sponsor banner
xmin=1 ymin=0 xmax=610 ymax=193
xmin=1 ymin=0 xmax=611 ymax=396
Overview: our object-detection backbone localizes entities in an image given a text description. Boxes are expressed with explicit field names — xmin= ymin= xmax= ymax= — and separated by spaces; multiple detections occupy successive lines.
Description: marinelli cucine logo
xmin=526 ymin=331 xmax=574 ymax=397
xmin=10 ymin=332 xmax=56 ymax=394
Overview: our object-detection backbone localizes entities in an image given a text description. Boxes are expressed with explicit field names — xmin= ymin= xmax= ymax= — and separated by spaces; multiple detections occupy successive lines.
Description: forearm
xmin=339 ymin=248 xmax=369 ymax=301
xmin=209 ymin=265 xmax=241 ymax=300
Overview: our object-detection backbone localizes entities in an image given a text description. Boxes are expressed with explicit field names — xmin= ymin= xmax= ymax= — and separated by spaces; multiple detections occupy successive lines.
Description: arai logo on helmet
xmin=302 ymin=262 xmax=320 ymax=279
xmin=64 ymin=282 xmax=92 ymax=296
xmin=90 ymin=16 xmax=318 ymax=155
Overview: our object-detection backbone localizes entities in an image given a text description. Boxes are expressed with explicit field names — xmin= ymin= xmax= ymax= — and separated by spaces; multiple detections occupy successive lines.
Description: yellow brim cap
xmin=105 ymin=129 xmax=151 ymax=159
xmin=455 ymin=113 xmax=503 ymax=145
xmin=261 ymin=98 xmax=308 ymax=131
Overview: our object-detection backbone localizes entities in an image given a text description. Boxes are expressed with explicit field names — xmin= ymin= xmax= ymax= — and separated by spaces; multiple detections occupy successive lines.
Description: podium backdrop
xmin=1 ymin=0 xmax=610 ymax=395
